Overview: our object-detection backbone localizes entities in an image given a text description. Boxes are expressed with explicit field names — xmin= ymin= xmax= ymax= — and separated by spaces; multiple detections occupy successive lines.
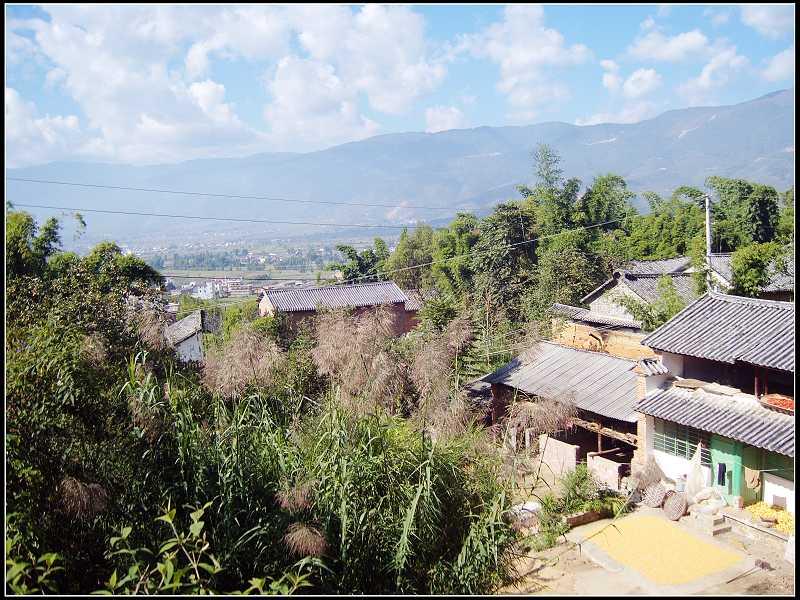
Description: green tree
xmin=706 ymin=176 xmax=780 ymax=251
xmin=385 ymin=226 xmax=435 ymax=290
xmin=622 ymin=191 xmax=705 ymax=259
xmin=471 ymin=202 xmax=537 ymax=320
xmin=327 ymin=238 xmax=389 ymax=283
xmin=430 ymin=213 xmax=480 ymax=297
xmin=777 ymin=187 xmax=794 ymax=243
xmin=517 ymin=144 xmax=581 ymax=236
xmin=6 ymin=210 xmax=61 ymax=278
xmin=730 ymin=242 xmax=785 ymax=297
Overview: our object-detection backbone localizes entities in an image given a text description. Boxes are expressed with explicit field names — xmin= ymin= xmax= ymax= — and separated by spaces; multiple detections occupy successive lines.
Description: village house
xmin=258 ymin=281 xmax=417 ymax=335
xmin=483 ymin=340 xmax=670 ymax=491
xmin=164 ymin=309 xmax=221 ymax=363
xmin=635 ymin=292 xmax=795 ymax=513
xmin=684 ymin=251 xmax=795 ymax=302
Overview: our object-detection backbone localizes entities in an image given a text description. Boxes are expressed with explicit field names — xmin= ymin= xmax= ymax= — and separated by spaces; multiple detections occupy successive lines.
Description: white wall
xmin=588 ymin=283 xmax=641 ymax=320
xmin=658 ymin=352 xmax=685 ymax=377
xmin=176 ymin=333 xmax=204 ymax=362
xmin=763 ymin=473 xmax=795 ymax=515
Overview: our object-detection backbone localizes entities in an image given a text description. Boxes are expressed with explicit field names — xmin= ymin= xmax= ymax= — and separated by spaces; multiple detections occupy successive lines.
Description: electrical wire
xmin=13 ymin=203 xmax=434 ymax=230
xmin=8 ymin=177 xmax=456 ymax=211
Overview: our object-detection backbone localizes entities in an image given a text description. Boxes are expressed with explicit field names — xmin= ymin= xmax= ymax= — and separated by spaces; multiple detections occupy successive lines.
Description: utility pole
xmin=704 ymin=194 xmax=713 ymax=291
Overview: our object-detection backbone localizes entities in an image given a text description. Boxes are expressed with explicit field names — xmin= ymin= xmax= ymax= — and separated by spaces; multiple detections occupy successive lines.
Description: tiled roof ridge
xmin=266 ymin=280 xmax=405 ymax=296
xmin=706 ymin=290 xmax=794 ymax=309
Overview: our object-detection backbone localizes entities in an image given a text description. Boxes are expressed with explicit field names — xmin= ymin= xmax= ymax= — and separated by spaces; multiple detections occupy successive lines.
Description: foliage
xmin=776 ymin=187 xmax=794 ymax=244
xmin=385 ymin=226 xmax=435 ymax=290
xmin=706 ymin=176 xmax=780 ymax=251
xmin=621 ymin=192 xmax=705 ymax=259
xmin=430 ymin=213 xmax=480 ymax=297
xmin=730 ymin=242 xmax=785 ymax=297
xmin=615 ymin=276 xmax=688 ymax=332
xmin=471 ymin=202 xmax=537 ymax=321
xmin=327 ymin=238 xmax=390 ymax=283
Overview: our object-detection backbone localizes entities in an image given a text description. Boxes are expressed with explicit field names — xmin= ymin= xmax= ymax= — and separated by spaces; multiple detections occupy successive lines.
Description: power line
xmin=8 ymin=177 xmax=456 ymax=211
xmin=163 ymin=217 xmax=629 ymax=289
xmin=13 ymin=203 xmax=433 ymax=230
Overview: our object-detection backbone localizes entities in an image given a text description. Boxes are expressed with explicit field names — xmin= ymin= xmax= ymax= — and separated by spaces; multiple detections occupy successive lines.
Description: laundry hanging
xmin=717 ymin=462 xmax=727 ymax=486
xmin=744 ymin=467 xmax=762 ymax=492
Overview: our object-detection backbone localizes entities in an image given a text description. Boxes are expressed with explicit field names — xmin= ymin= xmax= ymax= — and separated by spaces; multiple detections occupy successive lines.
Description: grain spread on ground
xmin=583 ymin=514 xmax=743 ymax=585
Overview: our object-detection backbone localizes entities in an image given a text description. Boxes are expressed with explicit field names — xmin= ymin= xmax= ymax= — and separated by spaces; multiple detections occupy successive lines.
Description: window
xmin=653 ymin=418 xmax=711 ymax=465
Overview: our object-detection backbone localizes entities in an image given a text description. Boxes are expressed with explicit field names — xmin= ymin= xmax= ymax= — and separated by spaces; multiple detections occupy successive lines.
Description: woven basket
xmin=641 ymin=482 xmax=667 ymax=508
xmin=663 ymin=491 xmax=688 ymax=520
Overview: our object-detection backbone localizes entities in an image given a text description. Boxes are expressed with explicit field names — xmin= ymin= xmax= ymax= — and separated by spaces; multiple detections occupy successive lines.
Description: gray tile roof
xmin=484 ymin=341 xmax=642 ymax=422
xmin=622 ymin=256 xmax=692 ymax=275
xmin=638 ymin=385 xmax=794 ymax=457
xmin=263 ymin=281 xmax=408 ymax=313
xmin=403 ymin=288 xmax=437 ymax=312
xmin=552 ymin=303 xmax=642 ymax=329
xmin=165 ymin=311 xmax=202 ymax=346
xmin=620 ymin=273 xmax=699 ymax=304
xmin=707 ymin=252 xmax=794 ymax=293
xmin=636 ymin=358 xmax=669 ymax=376
xmin=642 ymin=292 xmax=795 ymax=372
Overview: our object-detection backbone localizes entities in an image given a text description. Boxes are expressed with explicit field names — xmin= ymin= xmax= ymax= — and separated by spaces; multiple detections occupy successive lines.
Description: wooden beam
xmin=571 ymin=416 xmax=638 ymax=446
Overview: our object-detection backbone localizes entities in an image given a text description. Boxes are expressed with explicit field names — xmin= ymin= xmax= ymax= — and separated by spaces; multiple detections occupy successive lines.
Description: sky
xmin=5 ymin=3 xmax=796 ymax=168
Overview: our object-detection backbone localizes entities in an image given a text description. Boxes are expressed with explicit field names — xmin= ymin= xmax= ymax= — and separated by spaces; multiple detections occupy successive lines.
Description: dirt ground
xmin=501 ymin=507 xmax=795 ymax=596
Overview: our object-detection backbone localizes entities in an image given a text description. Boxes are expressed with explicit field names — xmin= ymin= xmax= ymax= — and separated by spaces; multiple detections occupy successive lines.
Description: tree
xmin=706 ymin=176 xmax=780 ymax=251
xmin=327 ymin=238 xmax=389 ymax=283
xmin=777 ymin=187 xmax=794 ymax=243
xmin=6 ymin=210 xmax=61 ymax=278
xmin=471 ymin=202 xmax=537 ymax=321
xmin=730 ymin=242 xmax=785 ymax=297
xmin=430 ymin=213 xmax=480 ymax=297
xmin=518 ymin=144 xmax=580 ymax=237
xmin=384 ymin=226 xmax=435 ymax=290
xmin=622 ymin=191 xmax=705 ymax=259
xmin=573 ymin=174 xmax=637 ymax=233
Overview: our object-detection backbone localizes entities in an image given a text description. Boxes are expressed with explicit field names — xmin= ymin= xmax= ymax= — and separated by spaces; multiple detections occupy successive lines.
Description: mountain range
xmin=7 ymin=89 xmax=794 ymax=249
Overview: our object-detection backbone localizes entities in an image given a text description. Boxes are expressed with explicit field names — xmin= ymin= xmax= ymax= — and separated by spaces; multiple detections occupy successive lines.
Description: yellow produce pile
xmin=745 ymin=501 xmax=795 ymax=534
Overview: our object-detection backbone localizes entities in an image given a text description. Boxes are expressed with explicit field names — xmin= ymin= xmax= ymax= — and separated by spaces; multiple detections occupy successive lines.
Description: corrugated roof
xmin=552 ymin=303 xmax=642 ymax=329
xmin=264 ymin=281 xmax=408 ymax=312
xmin=484 ymin=341 xmax=641 ymax=422
xmin=643 ymin=292 xmax=795 ymax=372
xmin=638 ymin=386 xmax=794 ymax=457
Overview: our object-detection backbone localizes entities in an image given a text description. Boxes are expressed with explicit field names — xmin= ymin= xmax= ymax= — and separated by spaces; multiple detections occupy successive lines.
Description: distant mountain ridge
xmin=7 ymin=89 xmax=794 ymax=246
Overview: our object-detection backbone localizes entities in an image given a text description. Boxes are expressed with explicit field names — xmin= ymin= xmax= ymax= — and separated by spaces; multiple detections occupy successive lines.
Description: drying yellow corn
xmin=745 ymin=501 xmax=795 ymax=534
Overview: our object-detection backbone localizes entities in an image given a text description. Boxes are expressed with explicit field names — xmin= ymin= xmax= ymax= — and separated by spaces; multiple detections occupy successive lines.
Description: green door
xmin=710 ymin=435 xmax=743 ymax=503
xmin=741 ymin=445 xmax=762 ymax=507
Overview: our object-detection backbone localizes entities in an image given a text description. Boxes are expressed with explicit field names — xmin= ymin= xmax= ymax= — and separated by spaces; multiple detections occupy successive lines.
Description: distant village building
xmin=259 ymin=281 xmax=416 ymax=335
xmin=164 ymin=309 xmax=221 ymax=363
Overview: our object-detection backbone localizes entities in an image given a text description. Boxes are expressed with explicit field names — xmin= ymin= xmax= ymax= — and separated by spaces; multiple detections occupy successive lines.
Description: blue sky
xmin=5 ymin=4 xmax=795 ymax=167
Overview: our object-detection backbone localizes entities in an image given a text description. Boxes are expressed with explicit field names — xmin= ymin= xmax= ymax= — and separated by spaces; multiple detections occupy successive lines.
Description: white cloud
xmin=5 ymin=87 xmax=90 ymax=167
xmin=628 ymin=29 xmax=709 ymax=62
xmin=762 ymin=47 xmax=795 ymax=82
xmin=740 ymin=6 xmax=795 ymax=39
xmin=622 ymin=68 xmax=662 ymax=99
xmin=263 ymin=56 xmax=379 ymax=150
xmin=703 ymin=9 xmax=730 ymax=27
xmin=640 ymin=17 xmax=656 ymax=31
xmin=462 ymin=5 xmax=590 ymax=121
xmin=290 ymin=5 xmax=445 ymax=115
xmin=600 ymin=59 xmax=622 ymax=92
xmin=679 ymin=43 xmax=748 ymax=105
xmin=425 ymin=105 xmax=466 ymax=132
xmin=575 ymin=100 xmax=660 ymax=126
xmin=6 ymin=5 xmax=447 ymax=165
